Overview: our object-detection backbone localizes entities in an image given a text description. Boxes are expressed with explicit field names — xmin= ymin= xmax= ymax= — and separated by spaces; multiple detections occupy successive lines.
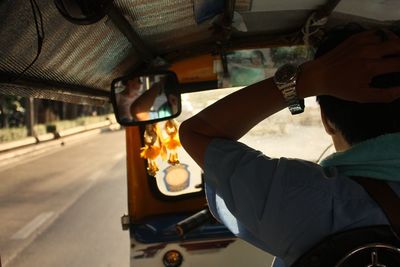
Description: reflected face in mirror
xmin=112 ymin=72 xmax=181 ymax=125
xmin=125 ymin=78 xmax=142 ymax=96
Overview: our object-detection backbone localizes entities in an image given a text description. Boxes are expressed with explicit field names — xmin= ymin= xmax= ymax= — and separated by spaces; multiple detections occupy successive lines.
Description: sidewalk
xmin=0 ymin=119 xmax=121 ymax=169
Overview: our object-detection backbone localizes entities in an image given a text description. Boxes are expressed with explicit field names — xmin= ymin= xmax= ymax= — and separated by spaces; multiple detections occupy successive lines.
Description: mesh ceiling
xmin=0 ymin=0 xmax=216 ymax=104
xmin=0 ymin=0 xmax=134 ymax=92
xmin=115 ymin=0 xmax=213 ymax=53
xmin=1 ymin=0 xmax=389 ymax=105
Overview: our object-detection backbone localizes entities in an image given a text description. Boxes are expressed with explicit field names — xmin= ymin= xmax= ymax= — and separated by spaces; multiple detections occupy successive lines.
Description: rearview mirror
xmin=111 ymin=71 xmax=181 ymax=126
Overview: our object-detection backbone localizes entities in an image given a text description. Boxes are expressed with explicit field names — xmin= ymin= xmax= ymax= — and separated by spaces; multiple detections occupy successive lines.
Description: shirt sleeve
xmin=203 ymin=138 xmax=334 ymax=263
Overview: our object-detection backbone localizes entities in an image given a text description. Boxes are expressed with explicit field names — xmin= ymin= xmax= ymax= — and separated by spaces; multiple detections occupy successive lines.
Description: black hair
xmin=163 ymin=74 xmax=178 ymax=96
xmin=121 ymin=77 xmax=142 ymax=86
xmin=316 ymin=24 xmax=400 ymax=145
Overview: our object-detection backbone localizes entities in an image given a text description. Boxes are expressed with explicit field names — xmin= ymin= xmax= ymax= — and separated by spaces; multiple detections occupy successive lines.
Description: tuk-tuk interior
xmin=1 ymin=0 xmax=399 ymax=266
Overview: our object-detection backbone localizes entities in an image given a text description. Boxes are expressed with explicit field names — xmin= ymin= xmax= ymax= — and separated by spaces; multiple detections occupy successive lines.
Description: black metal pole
xmin=106 ymin=3 xmax=155 ymax=64
xmin=25 ymin=97 xmax=35 ymax=137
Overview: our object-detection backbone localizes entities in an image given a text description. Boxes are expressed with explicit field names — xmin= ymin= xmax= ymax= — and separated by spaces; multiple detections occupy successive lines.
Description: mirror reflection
xmin=113 ymin=73 xmax=180 ymax=124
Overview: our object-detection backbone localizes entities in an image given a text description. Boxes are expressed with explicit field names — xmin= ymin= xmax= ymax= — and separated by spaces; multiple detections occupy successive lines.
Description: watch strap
xmin=279 ymin=83 xmax=305 ymax=115
xmin=274 ymin=64 xmax=305 ymax=115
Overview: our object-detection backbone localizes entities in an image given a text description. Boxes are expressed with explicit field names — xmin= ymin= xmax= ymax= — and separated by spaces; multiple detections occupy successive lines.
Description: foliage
xmin=0 ymin=95 xmax=26 ymax=128
xmin=46 ymin=114 xmax=112 ymax=131
xmin=0 ymin=127 xmax=27 ymax=142
xmin=0 ymin=114 xmax=113 ymax=143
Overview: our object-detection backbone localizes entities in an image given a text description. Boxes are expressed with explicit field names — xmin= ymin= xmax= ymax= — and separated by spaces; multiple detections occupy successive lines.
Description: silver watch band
xmin=281 ymin=86 xmax=304 ymax=114
xmin=274 ymin=64 xmax=305 ymax=115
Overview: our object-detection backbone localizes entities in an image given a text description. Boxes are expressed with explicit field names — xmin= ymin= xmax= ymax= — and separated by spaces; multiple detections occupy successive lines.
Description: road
xmin=0 ymin=130 xmax=129 ymax=267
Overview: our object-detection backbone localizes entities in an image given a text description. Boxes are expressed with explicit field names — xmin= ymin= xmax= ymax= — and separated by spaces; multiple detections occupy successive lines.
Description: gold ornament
xmin=162 ymin=119 xmax=181 ymax=165
xmin=140 ymin=124 xmax=162 ymax=176
xmin=139 ymin=120 xmax=182 ymax=176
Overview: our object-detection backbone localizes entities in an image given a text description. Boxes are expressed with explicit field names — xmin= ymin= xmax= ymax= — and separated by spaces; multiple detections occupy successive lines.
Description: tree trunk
xmin=0 ymin=97 xmax=8 ymax=128
xmin=25 ymin=97 xmax=35 ymax=137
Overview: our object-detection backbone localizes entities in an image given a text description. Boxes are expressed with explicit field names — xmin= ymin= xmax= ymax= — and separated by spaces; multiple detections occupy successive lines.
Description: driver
xmin=179 ymin=26 xmax=400 ymax=267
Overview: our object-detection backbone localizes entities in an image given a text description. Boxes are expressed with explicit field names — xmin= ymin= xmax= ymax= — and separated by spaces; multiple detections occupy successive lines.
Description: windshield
xmin=153 ymin=47 xmax=334 ymax=197
xmin=153 ymin=90 xmax=333 ymax=197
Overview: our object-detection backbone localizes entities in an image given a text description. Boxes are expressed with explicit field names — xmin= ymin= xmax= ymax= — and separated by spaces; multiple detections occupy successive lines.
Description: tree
xmin=0 ymin=95 xmax=25 ymax=128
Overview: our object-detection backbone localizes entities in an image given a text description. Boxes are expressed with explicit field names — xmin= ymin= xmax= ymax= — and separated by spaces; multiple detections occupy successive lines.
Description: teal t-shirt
xmin=204 ymin=137 xmax=400 ymax=266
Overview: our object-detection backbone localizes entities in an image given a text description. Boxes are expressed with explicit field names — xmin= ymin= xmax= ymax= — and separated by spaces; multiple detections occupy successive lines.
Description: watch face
xmin=275 ymin=64 xmax=297 ymax=84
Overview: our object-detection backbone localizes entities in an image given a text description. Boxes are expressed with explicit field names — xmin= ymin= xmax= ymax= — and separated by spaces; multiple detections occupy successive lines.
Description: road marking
xmin=12 ymin=212 xmax=54 ymax=240
xmin=87 ymin=170 xmax=103 ymax=181
xmin=113 ymin=152 xmax=125 ymax=161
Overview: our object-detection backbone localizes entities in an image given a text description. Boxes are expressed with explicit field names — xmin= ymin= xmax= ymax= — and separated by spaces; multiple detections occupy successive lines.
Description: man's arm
xmin=179 ymin=64 xmax=314 ymax=168
xmin=130 ymin=82 xmax=161 ymax=120
xmin=179 ymin=31 xmax=400 ymax=168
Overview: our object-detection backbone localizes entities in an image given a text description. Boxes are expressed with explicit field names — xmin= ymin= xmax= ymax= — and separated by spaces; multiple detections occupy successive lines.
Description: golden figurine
xmin=162 ymin=119 xmax=181 ymax=165
xmin=140 ymin=124 xmax=162 ymax=176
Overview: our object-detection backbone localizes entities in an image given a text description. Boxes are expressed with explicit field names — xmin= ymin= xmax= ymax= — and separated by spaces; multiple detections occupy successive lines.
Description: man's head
xmin=126 ymin=78 xmax=142 ymax=92
xmin=315 ymin=25 xmax=400 ymax=149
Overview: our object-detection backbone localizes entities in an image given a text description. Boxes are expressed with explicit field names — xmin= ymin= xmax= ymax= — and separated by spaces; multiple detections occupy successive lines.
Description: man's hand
xmin=302 ymin=30 xmax=400 ymax=103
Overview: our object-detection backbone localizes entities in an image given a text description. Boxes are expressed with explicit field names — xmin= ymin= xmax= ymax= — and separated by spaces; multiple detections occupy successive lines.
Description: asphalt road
xmin=0 ymin=130 xmax=130 ymax=267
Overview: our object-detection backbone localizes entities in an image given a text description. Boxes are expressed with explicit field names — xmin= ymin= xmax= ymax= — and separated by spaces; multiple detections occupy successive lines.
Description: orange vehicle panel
xmin=125 ymin=127 xmax=206 ymax=222
xmin=170 ymin=54 xmax=218 ymax=84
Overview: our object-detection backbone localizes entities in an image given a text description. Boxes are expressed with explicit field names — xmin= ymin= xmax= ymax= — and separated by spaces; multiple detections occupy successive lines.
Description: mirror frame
xmin=110 ymin=70 xmax=182 ymax=126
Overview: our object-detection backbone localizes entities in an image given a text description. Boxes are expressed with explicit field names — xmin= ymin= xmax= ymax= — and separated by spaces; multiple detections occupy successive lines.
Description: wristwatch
xmin=273 ymin=63 xmax=305 ymax=115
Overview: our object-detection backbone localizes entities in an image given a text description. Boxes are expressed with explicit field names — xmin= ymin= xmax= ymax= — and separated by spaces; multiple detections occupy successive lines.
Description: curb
xmin=0 ymin=120 xmax=118 ymax=153
xmin=0 ymin=120 xmax=121 ymax=168
xmin=0 ymin=137 xmax=39 ymax=151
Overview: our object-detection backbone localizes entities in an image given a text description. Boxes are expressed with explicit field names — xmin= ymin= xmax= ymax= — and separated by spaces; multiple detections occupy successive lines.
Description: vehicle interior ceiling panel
xmin=0 ymin=0 xmax=399 ymax=105
xmin=234 ymin=0 xmax=399 ymax=40
xmin=0 ymin=0 xmax=134 ymax=105
xmin=325 ymin=0 xmax=400 ymax=31
xmin=115 ymin=0 xmax=213 ymax=55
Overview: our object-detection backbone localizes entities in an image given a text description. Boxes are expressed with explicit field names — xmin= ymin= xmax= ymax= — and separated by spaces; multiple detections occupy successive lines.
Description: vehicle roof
xmin=0 ymin=0 xmax=398 ymax=106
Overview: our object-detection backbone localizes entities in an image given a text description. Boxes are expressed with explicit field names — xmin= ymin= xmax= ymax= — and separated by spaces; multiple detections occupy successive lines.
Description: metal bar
xmin=106 ymin=3 xmax=154 ymax=64
xmin=164 ymin=30 xmax=302 ymax=62
xmin=180 ymin=81 xmax=219 ymax=93
xmin=0 ymin=73 xmax=109 ymax=106
xmin=223 ymin=0 xmax=236 ymax=26
xmin=0 ymin=85 xmax=108 ymax=106
xmin=25 ymin=97 xmax=35 ymax=137
xmin=0 ymin=73 xmax=109 ymax=98
xmin=315 ymin=0 xmax=342 ymax=20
